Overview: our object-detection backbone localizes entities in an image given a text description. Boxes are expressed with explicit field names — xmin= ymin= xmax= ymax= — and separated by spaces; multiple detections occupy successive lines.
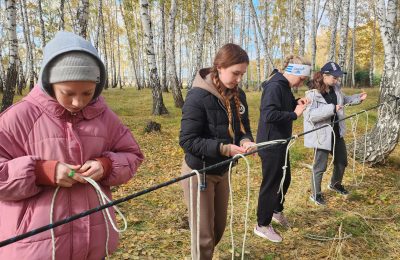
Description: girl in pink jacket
xmin=0 ymin=31 xmax=144 ymax=259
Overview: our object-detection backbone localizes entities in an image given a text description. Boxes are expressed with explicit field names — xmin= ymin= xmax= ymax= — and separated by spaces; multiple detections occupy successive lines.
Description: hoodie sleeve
xmin=260 ymin=84 xmax=297 ymax=124
xmin=99 ymin=112 xmax=144 ymax=187
xmin=0 ymin=130 xmax=42 ymax=201
xmin=179 ymin=90 xmax=221 ymax=158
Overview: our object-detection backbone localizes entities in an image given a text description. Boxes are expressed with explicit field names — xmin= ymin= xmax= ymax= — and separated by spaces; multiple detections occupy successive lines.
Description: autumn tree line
xmin=0 ymin=0 xmax=399 ymax=164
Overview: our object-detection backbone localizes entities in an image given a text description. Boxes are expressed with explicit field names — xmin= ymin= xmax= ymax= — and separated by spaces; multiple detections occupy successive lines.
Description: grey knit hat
xmin=48 ymin=52 xmax=100 ymax=84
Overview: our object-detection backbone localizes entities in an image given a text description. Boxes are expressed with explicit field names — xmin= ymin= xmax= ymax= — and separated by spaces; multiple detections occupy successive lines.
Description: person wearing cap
xmin=0 ymin=31 xmax=144 ymax=259
xmin=304 ymin=61 xmax=367 ymax=206
xmin=254 ymin=55 xmax=311 ymax=243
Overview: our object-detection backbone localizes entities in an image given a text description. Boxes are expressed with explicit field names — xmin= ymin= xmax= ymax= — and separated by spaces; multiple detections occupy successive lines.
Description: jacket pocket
xmin=16 ymin=198 xmax=35 ymax=235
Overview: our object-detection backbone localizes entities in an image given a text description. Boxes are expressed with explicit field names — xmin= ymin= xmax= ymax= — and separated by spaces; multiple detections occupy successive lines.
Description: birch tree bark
xmin=337 ymin=0 xmax=350 ymax=70
xmin=167 ymin=0 xmax=184 ymax=108
xmin=251 ymin=8 xmax=261 ymax=88
xmin=358 ymin=0 xmax=400 ymax=164
xmin=20 ymin=0 xmax=35 ymax=90
xmin=99 ymin=0 xmax=109 ymax=89
xmin=298 ymin=0 xmax=306 ymax=57
xmin=139 ymin=0 xmax=168 ymax=115
xmin=77 ymin=0 xmax=89 ymax=38
xmin=38 ymin=0 xmax=46 ymax=47
xmin=186 ymin=0 xmax=207 ymax=89
xmin=327 ymin=0 xmax=342 ymax=61
xmin=350 ymin=0 xmax=357 ymax=87
xmin=1 ymin=0 xmax=18 ymax=112
xmin=369 ymin=4 xmax=377 ymax=87
xmin=59 ymin=0 xmax=65 ymax=30
xmin=159 ymin=0 xmax=167 ymax=92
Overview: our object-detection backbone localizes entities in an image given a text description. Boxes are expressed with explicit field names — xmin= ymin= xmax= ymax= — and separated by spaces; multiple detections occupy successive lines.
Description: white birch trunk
xmin=167 ymin=0 xmax=184 ymax=108
xmin=359 ymin=0 xmax=400 ymax=164
xmin=1 ymin=0 xmax=18 ymax=112
xmin=187 ymin=0 xmax=207 ymax=89
xmin=337 ymin=0 xmax=350 ymax=70
xmin=298 ymin=0 xmax=305 ymax=57
xmin=139 ymin=0 xmax=168 ymax=115
xmin=327 ymin=0 xmax=342 ymax=61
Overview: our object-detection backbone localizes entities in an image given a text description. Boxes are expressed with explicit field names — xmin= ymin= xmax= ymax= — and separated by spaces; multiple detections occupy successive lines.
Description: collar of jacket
xmin=24 ymin=85 xmax=107 ymax=120
xmin=192 ymin=68 xmax=234 ymax=103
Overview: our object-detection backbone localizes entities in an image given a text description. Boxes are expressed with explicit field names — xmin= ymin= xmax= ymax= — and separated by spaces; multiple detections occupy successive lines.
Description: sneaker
xmin=253 ymin=224 xmax=282 ymax=242
xmin=272 ymin=212 xmax=291 ymax=228
xmin=328 ymin=183 xmax=349 ymax=195
xmin=309 ymin=194 xmax=326 ymax=206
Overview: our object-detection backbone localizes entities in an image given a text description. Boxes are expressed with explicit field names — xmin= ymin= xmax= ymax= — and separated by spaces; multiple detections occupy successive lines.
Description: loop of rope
xmin=350 ymin=114 xmax=360 ymax=186
xmin=278 ymin=136 xmax=298 ymax=203
xmin=50 ymin=177 xmax=127 ymax=260
xmin=228 ymin=154 xmax=251 ymax=260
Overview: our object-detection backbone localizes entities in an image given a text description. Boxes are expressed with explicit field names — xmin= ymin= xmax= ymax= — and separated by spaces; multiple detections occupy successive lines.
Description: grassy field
xmin=1 ymin=86 xmax=399 ymax=259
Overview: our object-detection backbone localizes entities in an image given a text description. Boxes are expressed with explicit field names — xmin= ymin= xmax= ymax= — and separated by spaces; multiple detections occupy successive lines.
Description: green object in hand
xmin=68 ymin=169 xmax=76 ymax=178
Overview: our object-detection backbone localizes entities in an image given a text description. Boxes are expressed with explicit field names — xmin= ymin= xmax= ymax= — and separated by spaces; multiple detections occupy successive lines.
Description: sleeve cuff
xmin=35 ymin=160 xmax=58 ymax=186
xmin=95 ymin=157 xmax=112 ymax=180
xmin=290 ymin=112 xmax=298 ymax=120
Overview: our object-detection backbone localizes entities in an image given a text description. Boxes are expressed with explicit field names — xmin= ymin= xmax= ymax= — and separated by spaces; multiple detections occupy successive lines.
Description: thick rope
xmin=278 ymin=136 xmax=298 ymax=203
xmin=350 ymin=114 xmax=360 ymax=185
xmin=188 ymin=170 xmax=201 ymax=260
xmin=50 ymin=177 xmax=127 ymax=260
xmin=227 ymin=154 xmax=251 ymax=260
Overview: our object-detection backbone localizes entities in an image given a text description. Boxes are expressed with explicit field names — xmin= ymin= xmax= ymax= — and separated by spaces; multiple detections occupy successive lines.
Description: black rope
xmin=0 ymin=96 xmax=398 ymax=248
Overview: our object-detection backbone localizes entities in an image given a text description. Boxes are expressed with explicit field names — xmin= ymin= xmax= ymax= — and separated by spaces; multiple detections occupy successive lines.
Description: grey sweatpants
xmin=181 ymin=160 xmax=229 ymax=260
xmin=311 ymin=137 xmax=348 ymax=196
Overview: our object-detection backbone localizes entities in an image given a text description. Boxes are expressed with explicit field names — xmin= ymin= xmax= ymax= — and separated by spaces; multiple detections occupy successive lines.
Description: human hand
xmin=294 ymin=104 xmax=306 ymax=117
xmin=336 ymin=105 xmax=343 ymax=111
xmin=360 ymin=92 xmax=367 ymax=101
xmin=241 ymin=141 xmax=257 ymax=154
xmin=229 ymin=144 xmax=247 ymax=156
xmin=297 ymin=97 xmax=310 ymax=105
xmin=78 ymin=160 xmax=105 ymax=182
xmin=55 ymin=162 xmax=84 ymax=187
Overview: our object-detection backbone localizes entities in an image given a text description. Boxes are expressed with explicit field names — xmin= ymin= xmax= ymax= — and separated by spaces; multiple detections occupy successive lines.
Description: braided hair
xmin=209 ymin=43 xmax=249 ymax=138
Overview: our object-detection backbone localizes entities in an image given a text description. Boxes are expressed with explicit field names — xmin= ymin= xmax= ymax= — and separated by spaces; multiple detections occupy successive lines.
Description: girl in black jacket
xmin=254 ymin=55 xmax=310 ymax=243
xmin=179 ymin=44 xmax=255 ymax=259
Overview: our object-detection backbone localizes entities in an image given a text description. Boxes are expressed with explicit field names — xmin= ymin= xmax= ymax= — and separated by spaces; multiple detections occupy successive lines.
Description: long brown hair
xmin=209 ymin=43 xmax=249 ymax=138
xmin=310 ymin=71 xmax=329 ymax=94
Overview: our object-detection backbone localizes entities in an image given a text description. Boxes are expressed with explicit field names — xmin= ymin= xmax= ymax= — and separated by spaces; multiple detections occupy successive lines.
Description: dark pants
xmin=257 ymin=147 xmax=291 ymax=226
xmin=311 ymin=137 xmax=348 ymax=196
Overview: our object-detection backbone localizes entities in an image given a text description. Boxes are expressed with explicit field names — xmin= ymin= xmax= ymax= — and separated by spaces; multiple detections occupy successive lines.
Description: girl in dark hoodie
xmin=179 ymin=44 xmax=255 ymax=259
xmin=254 ymin=55 xmax=310 ymax=243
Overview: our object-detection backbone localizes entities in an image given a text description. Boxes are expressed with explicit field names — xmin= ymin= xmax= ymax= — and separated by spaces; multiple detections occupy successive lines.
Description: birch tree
xmin=159 ymin=0 xmax=167 ymax=92
xmin=59 ymin=0 xmax=65 ymax=30
xmin=1 ymin=0 xmax=18 ymax=112
xmin=369 ymin=3 xmax=377 ymax=87
xmin=298 ymin=0 xmax=306 ymax=57
xmin=166 ymin=0 xmax=184 ymax=108
xmin=187 ymin=0 xmax=207 ymax=89
xmin=337 ymin=0 xmax=350 ymax=70
xmin=327 ymin=0 xmax=341 ymax=61
xmin=38 ymin=0 xmax=46 ymax=47
xmin=76 ymin=0 xmax=89 ymax=38
xmin=360 ymin=0 xmax=400 ymax=163
xmin=139 ymin=0 xmax=168 ymax=115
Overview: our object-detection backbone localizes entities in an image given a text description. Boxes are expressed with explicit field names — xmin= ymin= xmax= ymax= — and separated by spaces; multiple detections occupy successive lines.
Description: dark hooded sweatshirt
xmin=256 ymin=70 xmax=298 ymax=156
xmin=179 ymin=68 xmax=253 ymax=175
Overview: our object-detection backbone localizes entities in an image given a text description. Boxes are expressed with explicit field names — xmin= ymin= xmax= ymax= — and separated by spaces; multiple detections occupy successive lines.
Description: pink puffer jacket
xmin=0 ymin=86 xmax=144 ymax=259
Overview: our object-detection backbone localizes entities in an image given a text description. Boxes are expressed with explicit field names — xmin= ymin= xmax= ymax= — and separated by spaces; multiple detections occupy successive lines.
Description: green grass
xmin=1 ymin=86 xmax=399 ymax=259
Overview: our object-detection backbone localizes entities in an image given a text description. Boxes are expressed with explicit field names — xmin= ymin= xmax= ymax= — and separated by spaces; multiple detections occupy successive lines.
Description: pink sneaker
xmin=253 ymin=224 xmax=282 ymax=242
xmin=272 ymin=212 xmax=291 ymax=228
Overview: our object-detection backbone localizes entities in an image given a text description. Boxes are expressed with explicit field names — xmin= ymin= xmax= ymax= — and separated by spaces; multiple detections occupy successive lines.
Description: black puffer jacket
xmin=179 ymin=68 xmax=253 ymax=175
xmin=256 ymin=70 xmax=298 ymax=156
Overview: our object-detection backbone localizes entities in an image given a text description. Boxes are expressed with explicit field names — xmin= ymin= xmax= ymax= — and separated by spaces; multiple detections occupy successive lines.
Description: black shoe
xmin=309 ymin=194 xmax=326 ymax=206
xmin=328 ymin=183 xmax=349 ymax=195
